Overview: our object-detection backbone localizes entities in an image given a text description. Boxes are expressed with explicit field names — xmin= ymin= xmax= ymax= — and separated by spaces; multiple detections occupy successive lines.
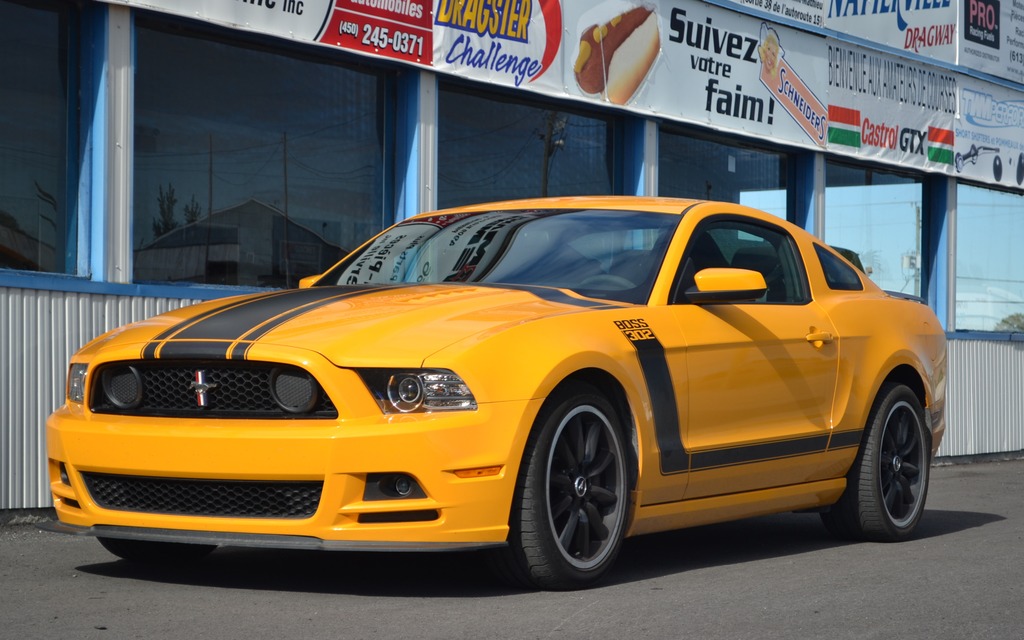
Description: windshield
xmin=318 ymin=209 xmax=680 ymax=304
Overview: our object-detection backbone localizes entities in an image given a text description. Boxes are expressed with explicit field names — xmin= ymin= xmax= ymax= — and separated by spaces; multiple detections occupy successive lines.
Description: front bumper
xmin=45 ymin=397 xmax=542 ymax=550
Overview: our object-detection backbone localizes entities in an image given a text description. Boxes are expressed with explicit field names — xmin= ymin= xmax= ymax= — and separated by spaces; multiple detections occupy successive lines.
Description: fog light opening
xmin=392 ymin=475 xmax=414 ymax=497
xmin=365 ymin=473 xmax=427 ymax=500
xmin=59 ymin=462 xmax=70 ymax=486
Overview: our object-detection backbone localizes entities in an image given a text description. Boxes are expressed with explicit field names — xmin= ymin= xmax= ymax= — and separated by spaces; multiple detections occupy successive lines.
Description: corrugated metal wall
xmin=0 ymin=287 xmax=200 ymax=510
xmin=941 ymin=338 xmax=1024 ymax=458
xmin=2 ymin=288 xmax=1022 ymax=509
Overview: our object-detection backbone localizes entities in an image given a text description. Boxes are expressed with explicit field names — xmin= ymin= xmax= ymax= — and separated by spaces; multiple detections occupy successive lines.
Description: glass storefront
xmin=658 ymin=127 xmax=789 ymax=218
xmin=824 ymin=161 xmax=923 ymax=296
xmin=0 ymin=0 xmax=74 ymax=273
xmin=437 ymin=85 xmax=617 ymax=208
xmin=956 ymin=184 xmax=1024 ymax=331
xmin=133 ymin=19 xmax=391 ymax=287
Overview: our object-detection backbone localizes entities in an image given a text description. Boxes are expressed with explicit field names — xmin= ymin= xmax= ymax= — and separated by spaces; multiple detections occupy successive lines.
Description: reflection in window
xmin=437 ymin=86 xmax=615 ymax=208
xmin=658 ymin=127 xmax=789 ymax=218
xmin=0 ymin=0 xmax=74 ymax=273
xmin=133 ymin=22 xmax=389 ymax=287
xmin=824 ymin=162 xmax=923 ymax=296
xmin=956 ymin=184 xmax=1024 ymax=331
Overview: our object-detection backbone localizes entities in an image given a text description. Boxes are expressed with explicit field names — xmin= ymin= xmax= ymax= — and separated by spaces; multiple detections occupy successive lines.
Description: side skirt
xmin=626 ymin=478 xmax=846 ymax=537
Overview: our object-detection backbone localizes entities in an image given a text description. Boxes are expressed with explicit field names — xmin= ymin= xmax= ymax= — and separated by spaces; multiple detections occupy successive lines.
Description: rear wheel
xmin=98 ymin=537 xmax=216 ymax=564
xmin=822 ymin=383 xmax=931 ymax=541
xmin=491 ymin=384 xmax=632 ymax=590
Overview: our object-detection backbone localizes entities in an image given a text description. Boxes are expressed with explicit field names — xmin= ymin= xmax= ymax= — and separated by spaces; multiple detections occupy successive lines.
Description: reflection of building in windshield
xmin=331 ymin=208 xmax=679 ymax=304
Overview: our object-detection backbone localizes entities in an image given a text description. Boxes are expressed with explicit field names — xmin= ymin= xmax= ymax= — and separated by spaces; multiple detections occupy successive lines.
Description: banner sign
xmin=825 ymin=40 xmax=958 ymax=172
xmin=719 ymin=0 xmax=826 ymax=28
xmin=99 ymin=0 xmax=1024 ymax=188
xmin=431 ymin=0 xmax=564 ymax=95
xmin=955 ymin=80 xmax=1024 ymax=186
xmin=105 ymin=0 xmax=433 ymax=66
xmin=537 ymin=1 xmax=831 ymax=151
xmin=823 ymin=0 xmax=958 ymax=64
xmin=959 ymin=0 xmax=1024 ymax=85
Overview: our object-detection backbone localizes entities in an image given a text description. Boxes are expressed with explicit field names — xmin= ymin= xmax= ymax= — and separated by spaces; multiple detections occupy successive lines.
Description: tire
xmin=491 ymin=384 xmax=632 ymax=590
xmin=98 ymin=537 xmax=216 ymax=564
xmin=821 ymin=383 xmax=931 ymax=541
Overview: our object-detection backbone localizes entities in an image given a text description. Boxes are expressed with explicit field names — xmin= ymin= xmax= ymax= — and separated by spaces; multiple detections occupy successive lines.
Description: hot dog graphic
xmin=574 ymin=5 xmax=660 ymax=105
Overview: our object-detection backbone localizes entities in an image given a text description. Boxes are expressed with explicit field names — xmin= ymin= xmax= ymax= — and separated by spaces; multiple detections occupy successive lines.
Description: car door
xmin=669 ymin=217 xmax=839 ymax=499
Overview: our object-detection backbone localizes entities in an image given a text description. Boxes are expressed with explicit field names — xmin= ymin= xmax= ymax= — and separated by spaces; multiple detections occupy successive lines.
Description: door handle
xmin=806 ymin=329 xmax=834 ymax=347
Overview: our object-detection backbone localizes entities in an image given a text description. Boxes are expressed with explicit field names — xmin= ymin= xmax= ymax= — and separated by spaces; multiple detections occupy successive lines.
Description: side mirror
xmin=686 ymin=268 xmax=767 ymax=304
xmin=298 ymin=274 xmax=322 ymax=289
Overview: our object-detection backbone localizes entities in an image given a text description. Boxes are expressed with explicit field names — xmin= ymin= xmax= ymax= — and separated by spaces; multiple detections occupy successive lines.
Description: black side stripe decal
xmin=624 ymin=333 xmax=689 ymax=474
xmin=622 ymin=328 xmax=850 ymax=475
xmin=142 ymin=286 xmax=379 ymax=360
xmin=691 ymin=434 xmax=831 ymax=471
xmin=827 ymin=429 xmax=864 ymax=450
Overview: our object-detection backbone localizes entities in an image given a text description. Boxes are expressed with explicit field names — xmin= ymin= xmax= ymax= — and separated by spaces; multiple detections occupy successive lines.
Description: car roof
xmin=408 ymin=196 xmax=706 ymax=219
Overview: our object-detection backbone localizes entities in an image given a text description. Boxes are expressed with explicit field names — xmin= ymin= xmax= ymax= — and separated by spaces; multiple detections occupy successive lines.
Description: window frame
xmin=671 ymin=215 xmax=810 ymax=306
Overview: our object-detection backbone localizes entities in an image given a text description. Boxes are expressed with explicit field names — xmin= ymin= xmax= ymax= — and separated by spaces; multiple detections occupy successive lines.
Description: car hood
xmin=99 ymin=284 xmax=617 ymax=367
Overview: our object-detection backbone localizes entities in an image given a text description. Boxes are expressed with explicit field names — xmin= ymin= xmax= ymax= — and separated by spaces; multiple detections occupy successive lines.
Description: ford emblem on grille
xmin=189 ymin=370 xmax=218 ymax=407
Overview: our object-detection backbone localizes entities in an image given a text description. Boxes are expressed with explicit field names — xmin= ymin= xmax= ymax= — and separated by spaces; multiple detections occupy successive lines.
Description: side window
xmin=675 ymin=219 xmax=809 ymax=304
xmin=815 ymin=244 xmax=864 ymax=291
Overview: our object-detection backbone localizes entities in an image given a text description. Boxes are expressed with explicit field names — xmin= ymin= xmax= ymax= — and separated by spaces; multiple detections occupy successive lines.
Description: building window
xmin=437 ymin=85 xmax=616 ymax=208
xmin=956 ymin=184 xmax=1024 ymax=332
xmin=658 ymin=127 xmax=789 ymax=218
xmin=133 ymin=19 xmax=391 ymax=288
xmin=0 ymin=0 xmax=75 ymax=273
xmin=824 ymin=161 xmax=923 ymax=296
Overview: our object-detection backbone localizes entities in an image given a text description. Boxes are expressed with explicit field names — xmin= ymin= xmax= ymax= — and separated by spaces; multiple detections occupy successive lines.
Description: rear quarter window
xmin=815 ymin=244 xmax=864 ymax=291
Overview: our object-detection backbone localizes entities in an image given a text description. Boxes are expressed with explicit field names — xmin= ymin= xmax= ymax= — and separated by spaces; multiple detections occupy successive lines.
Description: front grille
xmin=82 ymin=473 xmax=323 ymax=519
xmin=90 ymin=361 xmax=337 ymax=418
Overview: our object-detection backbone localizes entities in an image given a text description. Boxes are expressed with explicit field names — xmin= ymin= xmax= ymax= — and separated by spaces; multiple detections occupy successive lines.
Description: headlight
xmin=358 ymin=369 xmax=477 ymax=414
xmin=67 ymin=364 xmax=88 ymax=404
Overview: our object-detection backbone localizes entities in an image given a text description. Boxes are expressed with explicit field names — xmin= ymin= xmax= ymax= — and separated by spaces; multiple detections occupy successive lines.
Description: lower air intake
xmin=82 ymin=473 xmax=322 ymax=519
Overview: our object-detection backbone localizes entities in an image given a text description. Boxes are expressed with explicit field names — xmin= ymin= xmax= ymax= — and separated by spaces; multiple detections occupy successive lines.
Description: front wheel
xmin=822 ymin=383 xmax=931 ymax=541
xmin=491 ymin=384 xmax=632 ymax=590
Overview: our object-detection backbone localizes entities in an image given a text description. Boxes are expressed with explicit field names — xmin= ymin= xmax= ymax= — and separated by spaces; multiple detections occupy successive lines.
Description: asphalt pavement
xmin=2 ymin=459 xmax=1022 ymax=640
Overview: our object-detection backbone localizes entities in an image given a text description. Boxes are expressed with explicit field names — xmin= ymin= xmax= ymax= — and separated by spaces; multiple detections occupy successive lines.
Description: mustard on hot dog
xmin=574 ymin=6 xmax=659 ymax=105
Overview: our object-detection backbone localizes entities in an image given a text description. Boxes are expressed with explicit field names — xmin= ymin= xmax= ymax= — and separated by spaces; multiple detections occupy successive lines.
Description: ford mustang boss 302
xmin=44 ymin=196 xmax=946 ymax=589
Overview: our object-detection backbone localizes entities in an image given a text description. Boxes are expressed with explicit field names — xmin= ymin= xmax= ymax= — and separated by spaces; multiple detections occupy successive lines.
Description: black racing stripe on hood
xmin=471 ymin=283 xmax=627 ymax=308
xmin=142 ymin=286 xmax=379 ymax=360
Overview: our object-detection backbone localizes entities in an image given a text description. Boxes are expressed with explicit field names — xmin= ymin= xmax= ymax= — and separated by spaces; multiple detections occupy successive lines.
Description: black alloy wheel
xmin=821 ymin=382 xmax=931 ymax=541
xmin=492 ymin=383 xmax=632 ymax=590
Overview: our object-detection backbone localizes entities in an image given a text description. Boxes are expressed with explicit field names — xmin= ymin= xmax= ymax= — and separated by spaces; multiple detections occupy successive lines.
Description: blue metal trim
xmin=923 ymin=175 xmax=950 ymax=330
xmin=395 ymin=70 xmax=420 ymax=222
xmin=622 ymin=116 xmax=648 ymax=196
xmin=794 ymin=151 xmax=818 ymax=234
xmin=948 ymin=331 xmax=1024 ymax=342
xmin=0 ymin=270 xmax=258 ymax=301
xmin=87 ymin=5 xmax=108 ymax=282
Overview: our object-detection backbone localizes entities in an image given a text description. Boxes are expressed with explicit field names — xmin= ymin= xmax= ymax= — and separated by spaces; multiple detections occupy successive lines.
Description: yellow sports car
xmin=44 ymin=196 xmax=946 ymax=589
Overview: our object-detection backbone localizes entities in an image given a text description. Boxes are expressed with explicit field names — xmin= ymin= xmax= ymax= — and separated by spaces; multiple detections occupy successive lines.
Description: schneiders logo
xmin=964 ymin=0 xmax=1000 ymax=49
